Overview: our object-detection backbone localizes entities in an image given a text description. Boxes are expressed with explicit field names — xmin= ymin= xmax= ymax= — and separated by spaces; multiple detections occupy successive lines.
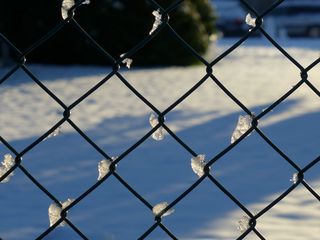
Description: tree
xmin=0 ymin=0 xmax=216 ymax=66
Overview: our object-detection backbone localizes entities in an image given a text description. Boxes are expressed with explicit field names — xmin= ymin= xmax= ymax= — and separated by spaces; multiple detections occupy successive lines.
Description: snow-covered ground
xmin=0 ymin=38 xmax=319 ymax=239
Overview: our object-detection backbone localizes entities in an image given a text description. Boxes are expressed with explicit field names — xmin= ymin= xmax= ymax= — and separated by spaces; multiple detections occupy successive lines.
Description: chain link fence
xmin=0 ymin=0 xmax=319 ymax=239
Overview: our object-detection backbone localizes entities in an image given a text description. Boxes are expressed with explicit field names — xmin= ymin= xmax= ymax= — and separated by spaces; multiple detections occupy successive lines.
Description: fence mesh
xmin=0 ymin=0 xmax=320 ymax=239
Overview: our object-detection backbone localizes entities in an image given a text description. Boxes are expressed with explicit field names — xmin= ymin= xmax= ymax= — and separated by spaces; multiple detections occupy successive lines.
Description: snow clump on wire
xmin=44 ymin=126 xmax=62 ymax=140
xmin=97 ymin=157 xmax=117 ymax=181
xmin=61 ymin=0 xmax=90 ymax=20
xmin=231 ymin=115 xmax=253 ymax=143
xmin=149 ymin=113 xmax=165 ymax=141
xmin=0 ymin=154 xmax=15 ymax=183
xmin=120 ymin=54 xmax=133 ymax=69
xmin=191 ymin=154 xmax=209 ymax=177
xmin=237 ymin=215 xmax=250 ymax=233
xmin=48 ymin=198 xmax=74 ymax=227
xmin=245 ymin=13 xmax=256 ymax=28
xmin=290 ymin=173 xmax=299 ymax=184
xmin=149 ymin=9 xmax=162 ymax=35
xmin=152 ymin=202 xmax=174 ymax=217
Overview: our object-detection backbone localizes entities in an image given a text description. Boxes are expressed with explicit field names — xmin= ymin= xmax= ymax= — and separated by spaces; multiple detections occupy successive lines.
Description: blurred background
xmin=0 ymin=0 xmax=216 ymax=66
xmin=1 ymin=0 xmax=320 ymax=67
xmin=214 ymin=0 xmax=320 ymax=38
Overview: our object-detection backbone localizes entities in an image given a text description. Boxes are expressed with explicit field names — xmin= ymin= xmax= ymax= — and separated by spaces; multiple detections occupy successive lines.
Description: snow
xmin=202 ymin=183 xmax=320 ymax=240
xmin=0 ymin=154 xmax=15 ymax=183
xmin=0 ymin=38 xmax=319 ymax=239
xmin=61 ymin=0 xmax=90 ymax=20
xmin=149 ymin=113 xmax=165 ymax=141
xmin=230 ymin=115 xmax=252 ymax=143
xmin=152 ymin=202 xmax=174 ymax=217
xmin=61 ymin=0 xmax=75 ymax=20
xmin=190 ymin=154 xmax=207 ymax=177
xmin=1 ymin=154 xmax=14 ymax=170
xmin=245 ymin=13 xmax=256 ymax=28
xmin=48 ymin=198 xmax=74 ymax=227
xmin=97 ymin=157 xmax=117 ymax=181
xmin=149 ymin=9 xmax=162 ymax=35
xmin=290 ymin=173 xmax=299 ymax=184
xmin=120 ymin=54 xmax=133 ymax=69
xmin=237 ymin=215 xmax=250 ymax=233
xmin=97 ymin=159 xmax=112 ymax=181
xmin=44 ymin=126 xmax=62 ymax=140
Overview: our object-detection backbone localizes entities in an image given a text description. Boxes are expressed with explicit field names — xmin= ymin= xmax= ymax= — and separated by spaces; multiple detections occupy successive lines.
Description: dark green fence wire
xmin=0 ymin=0 xmax=319 ymax=239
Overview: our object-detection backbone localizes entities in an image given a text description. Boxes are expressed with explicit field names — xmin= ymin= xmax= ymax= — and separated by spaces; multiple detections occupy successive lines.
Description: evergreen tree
xmin=0 ymin=0 xmax=216 ymax=66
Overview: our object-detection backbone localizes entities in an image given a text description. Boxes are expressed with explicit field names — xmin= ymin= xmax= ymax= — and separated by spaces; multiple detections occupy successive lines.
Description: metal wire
xmin=0 ymin=0 xmax=319 ymax=239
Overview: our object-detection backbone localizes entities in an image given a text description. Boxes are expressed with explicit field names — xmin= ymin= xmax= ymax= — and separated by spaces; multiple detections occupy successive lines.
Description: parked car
xmin=266 ymin=1 xmax=320 ymax=37
xmin=212 ymin=0 xmax=248 ymax=36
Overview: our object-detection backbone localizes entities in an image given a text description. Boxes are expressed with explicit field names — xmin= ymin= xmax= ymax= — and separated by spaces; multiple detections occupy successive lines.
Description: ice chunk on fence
xmin=48 ymin=198 xmax=74 ymax=227
xmin=149 ymin=9 xmax=162 ymax=35
xmin=231 ymin=115 xmax=253 ymax=143
xmin=61 ymin=0 xmax=75 ymax=20
xmin=191 ymin=154 xmax=208 ymax=177
xmin=98 ymin=159 xmax=111 ymax=181
xmin=290 ymin=173 xmax=299 ymax=184
xmin=149 ymin=113 xmax=165 ymax=141
xmin=45 ymin=126 xmax=62 ymax=140
xmin=97 ymin=157 xmax=117 ymax=180
xmin=152 ymin=202 xmax=174 ymax=217
xmin=245 ymin=13 xmax=256 ymax=28
xmin=237 ymin=215 xmax=250 ymax=233
xmin=123 ymin=58 xmax=133 ymax=69
xmin=0 ymin=154 xmax=15 ymax=183
xmin=120 ymin=54 xmax=133 ymax=69
xmin=48 ymin=203 xmax=61 ymax=227
xmin=61 ymin=0 xmax=90 ymax=20
xmin=2 ymin=154 xmax=14 ymax=169
xmin=0 ymin=168 xmax=13 ymax=183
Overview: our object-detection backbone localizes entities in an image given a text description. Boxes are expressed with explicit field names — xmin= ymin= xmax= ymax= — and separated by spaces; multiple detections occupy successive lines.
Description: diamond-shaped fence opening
xmin=0 ymin=0 xmax=319 ymax=239
xmin=0 ymin=37 xmax=21 ymax=72
xmin=62 ymin=175 xmax=154 ymax=239
xmin=20 ymin=131 xmax=106 ymax=198
xmin=211 ymin=41 xmax=302 ymax=110
xmin=0 ymin=72 xmax=64 ymax=151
